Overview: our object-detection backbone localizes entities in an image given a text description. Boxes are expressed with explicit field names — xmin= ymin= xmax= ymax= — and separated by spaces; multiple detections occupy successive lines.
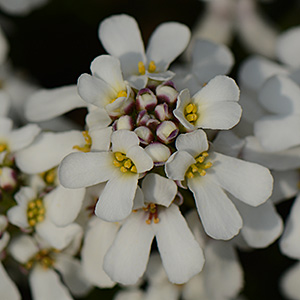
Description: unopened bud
xmin=156 ymin=121 xmax=179 ymax=144
xmin=156 ymin=82 xmax=178 ymax=105
xmin=134 ymin=126 xmax=154 ymax=146
xmin=136 ymin=88 xmax=157 ymax=111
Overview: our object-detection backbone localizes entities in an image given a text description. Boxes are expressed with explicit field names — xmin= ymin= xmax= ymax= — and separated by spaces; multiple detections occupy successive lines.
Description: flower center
xmin=143 ymin=203 xmax=159 ymax=224
xmin=113 ymin=152 xmax=137 ymax=173
xmin=111 ymin=90 xmax=128 ymax=103
xmin=0 ymin=143 xmax=7 ymax=153
xmin=40 ymin=168 xmax=57 ymax=185
xmin=27 ymin=198 xmax=45 ymax=227
xmin=185 ymin=151 xmax=212 ymax=179
xmin=73 ymin=131 xmax=92 ymax=153
xmin=24 ymin=249 xmax=56 ymax=270
xmin=184 ymin=103 xmax=198 ymax=124
xmin=138 ymin=61 xmax=156 ymax=75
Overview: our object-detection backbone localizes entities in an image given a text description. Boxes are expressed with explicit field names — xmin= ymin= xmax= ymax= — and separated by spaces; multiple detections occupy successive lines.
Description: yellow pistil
xmin=185 ymin=151 xmax=212 ymax=179
xmin=184 ymin=103 xmax=198 ymax=124
xmin=113 ymin=152 xmax=137 ymax=174
xmin=40 ymin=168 xmax=57 ymax=185
xmin=148 ymin=61 xmax=156 ymax=73
xmin=24 ymin=249 xmax=56 ymax=270
xmin=27 ymin=198 xmax=45 ymax=227
xmin=73 ymin=131 xmax=92 ymax=152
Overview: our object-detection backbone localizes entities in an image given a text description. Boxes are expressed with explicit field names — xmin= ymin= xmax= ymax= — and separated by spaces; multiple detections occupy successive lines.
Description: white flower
xmin=0 ymin=0 xmax=48 ymax=15
xmin=281 ymin=261 xmax=300 ymax=300
xmin=9 ymin=234 xmax=91 ymax=300
xmin=103 ymin=173 xmax=204 ymax=285
xmin=7 ymin=186 xmax=82 ymax=250
xmin=165 ymin=130 xmax=273 ymax=240
xmin=173 ymin=75 xmax=241 ymax=131
xmin=99 ymin=14 xmax=191 ymax=89
xmin=59 ymin=130 xmax=153 ymax=222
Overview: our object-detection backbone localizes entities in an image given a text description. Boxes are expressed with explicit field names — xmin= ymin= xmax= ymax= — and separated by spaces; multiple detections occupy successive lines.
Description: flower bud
xmin=134 ymin=126 xmax=154 ymax=146
xmin=136 ymin=110 xmax=151 ymax=126
xmin=156 ymin=82 xmax=178 ymax=105
xmin=156 ymin=121 xmax=179 ymax=144
xmin=136 ymin=88 xmax=157 ymax=111
xmin=0 ymin=167 xmax=18 ymax=192
xmin=113 ymin=115 xmax=134 ymax=131
xmin=154 ymin=103 xmax=172 ymax=121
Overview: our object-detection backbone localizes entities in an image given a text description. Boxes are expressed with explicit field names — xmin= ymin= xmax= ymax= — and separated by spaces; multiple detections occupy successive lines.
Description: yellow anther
xmin=186 ymin=114 xmax=198 ymax=122
xmin=203 ymin=162 xmax=212 ymax=169
xmin=0 ymin=168 xmax=2 ymax=175
xmin=37 ymin=215 xmax=45 ymax=223
xmin=27 ymin=211 xmax=34 ymax=218
xmin=191 ymin=164 xmax=198 ymax=173
xmin=113 ymin=160 xmax=122 ymax=167
xmin=202 ymin=152 xmax=209 ymax=157
xmin=138 ymin=61 xmax=146 ymax=75
xmin=28 ymin=202 xmax=36 ymax=209
xmin=186 ymin=171 xmax=194 ymax=178
xmin=28 ymin=219 xmax=36 ymax=227
xmin=197 ymin=156 xmax=204 ymax=163
xmin=115 ymin=152 xmax=125 ymax=161
xmin=148 ymin=61 xmax=156 ymax=73
xmin=120 ymin=166 xmax=128 ymax=173
xmin=199 ymin=170 xmax=206 ymax=176
xmin=130 ymin=165 xmax=137 ymax=173
xmin=73 ymin=131 xmax=92 ymax=153
xmin=0 ymin=144 xmax=7 ymax=152
xmin=145 ymin=219 xmax=151 ymax=225
xmin=124 ymin=159 xmax=132 ymax=169
xmin=117 ymin=91 xmax=127 ymax=98
xmin=185 ymin=103 xmax=195 ymax=114
xmin=36 ymin=199 xmax=43 ymax=207
xmin=153 ymin=218 xmax=160 ymax=224
xmin=150 ymin=203 xmax=156 ymax=209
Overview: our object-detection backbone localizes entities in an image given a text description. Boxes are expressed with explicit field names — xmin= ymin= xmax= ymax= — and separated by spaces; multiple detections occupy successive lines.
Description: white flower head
xmin=99 ymin=14 xmax=191 ymax=89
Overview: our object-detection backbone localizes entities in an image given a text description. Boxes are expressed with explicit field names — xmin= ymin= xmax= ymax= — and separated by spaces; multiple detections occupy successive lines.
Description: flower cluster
xmin=1 ymin=6 xmax=300 ymax=300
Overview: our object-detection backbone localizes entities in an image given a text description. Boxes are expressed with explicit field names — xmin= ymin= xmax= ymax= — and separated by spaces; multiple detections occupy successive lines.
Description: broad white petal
xmin=36 ymin=219 xmax=82 ymax=250
xmin=281 ymin=261 xmax=300 ymax=300
xmin=0 ymin=117 xmax=13 ymax=135
xmin=103 ymin=211 xmax=155 ymax=285
xmin=210 ymin=152 xmax=273 ymax=206
xmin=188 ymin=175 xmax=242 ymax=240
xmin=0 ymin=262 xmax=21 ymax=300
xmin=25 ymin=85 xmax=86 ymax=122
xmin=154 ymin=204 xmax=204 ymax=284
xmin=95 ymin=173 xmax=138 ymax=222
xmin=142 ymin=173 xmax=177 ymax=207
xmin=0 ymin=92 xmax=10 ymax=117
xmin=47 ymin=186 xmax=85 ymax=227
xmin=194 ymin=75 xmax=239 ymax=103
xmin=59 ymin=152 xmax=117 ymax=189
xmin=165 ymin=151 xmax=195 ymax=181
xmin=258 ymin=75 xmax=300 ymax=114
xmin=77 ymin=73 xmax=116 ymax=108
xmin=99 ymin=14 xmax=146 ymax=78
xmin=254 ymin=114 xmax=300 ymax=152
xmin=126 ymin=145 xmax=153 ymax=173
xmin=146 ymin=70 xmax=175 ymax=82
xmin=192 ymin=39 xmax=234 ymax=84
xmin=276 ymin=26 xmax=300 ymax=67
xmin=280 ymin=194 xmax=300 ymax=259
xmin=146 ymin=22 xmax=190 ymax=71
xmin=85 ymin=108 xmax=112 ymax=130
xmin=9 ymin=235 xmax=38 ymax=264
xmin=54 ymin=254 xmax=92 ymax=296
xmin=233 ymin=198 xmax=283 ymax=248
xmin=7 ymin=205 xmax=29 ymax=229
xmin=91 ymin=55 xmax=126 ymax=92
xmin=9 ymin=124 xmax=41 ymax=152
xmin=111 ymin=130 xmax=139 ymax=153
xmin=175 ymin=130 xmax=209 ymax=157
xmin=90 ymin=127 xmax=112 ymax=152
xmin=81 ymin=217 xmax=119 ymax=288
xmin=29 ymin=266 xmax=73 ymax=300
xmin=238 ymin=56 xmax=288 ymax=91
xmin=15 ymin=130 xmax=84 ymax=174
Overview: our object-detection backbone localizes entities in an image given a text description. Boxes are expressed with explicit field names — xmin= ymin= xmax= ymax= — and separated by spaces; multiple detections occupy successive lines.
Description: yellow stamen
xmin=185 ymin=152 xmax=212 ymax=179
xmin=27 ymin=198 xmax=45 ymax=227
xmin=130 ymin=165 xmax=137 ymax=173
xmin=73 ymin=131 xmax=92 ymax=152
xmin=113 ymin=160 xmax=122 ymax=167
xmin=120 ymin=166 xmax=128 ymax=173
xmin=113 ymin=152 xmax=137 ymax=174
xmin=117 ymin=90 xmax=127 ymax=98
xmin=124 ymin=159 xmax=132 ymax=169
xmin=185 ymin=103 xmax=194 ymax=114
xmin=153 ymin=218 xmax=159 ymax=224
xmin=138 ymin=61 xmax=146 ymax=75
xmin=148 ymin=61 xmax=156 ymax=73
xmin=184 ymin=103 xmax=198 ymax=124
xmin=0 ymin=144 xmax=7 ymax=152
xmin=115 ymin=152 xmax=126 ymax=161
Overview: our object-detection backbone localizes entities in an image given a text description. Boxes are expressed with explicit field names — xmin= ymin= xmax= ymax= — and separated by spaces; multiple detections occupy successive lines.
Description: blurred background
xmin=1 ymin=0 xmax=300 ymax=299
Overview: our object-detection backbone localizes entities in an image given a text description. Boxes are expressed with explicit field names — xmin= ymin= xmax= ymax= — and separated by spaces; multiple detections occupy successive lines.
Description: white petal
xmin=29 ymin=266 xmax=73 ymax=300
xmin=254 ymin=114 xmax=300 ymax=152
xmin=25 ymin=85 xmax=86 ymax=122
xmin=0 ymin=117 xmax=13 ymax=135
xmin=9 ymin=235 xmax=38 ymax=264
xmin=81 ymin=217 xmax=119 ymax=288
xmin=103 ymin=211 xmax=154 ymax=285
xmin=258 ymin=75 xmax=300 ymax=114
xmin=188 ymin=175 xmax=242 ymax=240
xmin=210 ymin=152 xmax=273 ymax=206
xmin=126 ymin=145 xmax=153 ymax=173
xmin=15 ymin=130 xmax=84 ymax=174
xmin=85 ymin=108 xmax=112 ymax=130
xmin=144 ymin=143 xmax=171 ymax=165
xmin=280 ymin=194 xmax=300 ymax=259
xmin=0 ymin=232 xmax=9 ymax=252
xmin=276 ymin=26 xmax=300 ymax=67
xmin=90 ymin=127 xmax=112 ymax=152
xmin=47 ymin=186 xmax=85 ymax=227
xmin=146 ymin=70 xmax=175 ymax=82
xmin=192 ymin=39 xmax=234 ymax=84
xmin=146 ymin=22 xmax=190 ymax=71
xmin=175 ymin=130 xmax=209 ymax=157
xmin=95 ymin=172 xmax=138 ymax=222
xmin=0 ymin=92 xmax=10 ymax=117
xmin=77 ymin=73 xmax=116 ymax=107
xmin=142 ymin=173 xmax=177 ymax=207
xmin=99 ymin=14 xmax=146 ymax=78
xmin=114 ymin=290 xmax=144 ymax=300
xmin=9 ymin=124 xmax=41 ymax=152
xmin=194 ymin=75 xmax=239 ymax=103
xmin=154 ymin=204 xmax=204 ymax=284
xmin=0 ymin=262 xmax=21 ymax=300
xmin=54 ymin=254 xmax=92 ymax=296
xmin=59 ymin=152 xmax=117 ymax=189
xmin=36 ymin=219 xmax=82 ymax=250
xmin=91 ymin=55 xmax=126 ymax=92
xmin=281 ymin=262 xmax=300 ymax=300
xmin=233 ymin=198 xmax=283 ymax=248
xmin=165 ymin=151 xmax=195 ymax=181
xmin=203 ymin=241 xmax=243 ymax=299
xmin=111 ymin=130 xmax=139 ymax=153
xmin=7 ymin=205 xmax=29 ymax=229
xmin=238 ymin=56 xmax=288 ymax=91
